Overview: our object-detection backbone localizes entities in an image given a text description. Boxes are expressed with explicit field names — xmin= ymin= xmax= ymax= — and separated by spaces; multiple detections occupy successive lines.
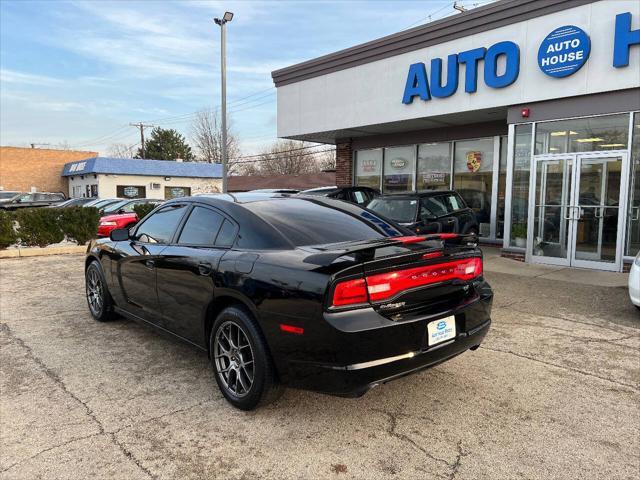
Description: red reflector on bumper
xmin=280 ymin=324 xmax=304 ymax=335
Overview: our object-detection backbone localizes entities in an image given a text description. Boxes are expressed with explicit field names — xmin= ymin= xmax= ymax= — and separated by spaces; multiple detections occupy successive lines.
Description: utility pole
xmin=214 ymin=11 xmax=234 ymax=193
xmin=129 ymin=123 xmax=154 ymax=158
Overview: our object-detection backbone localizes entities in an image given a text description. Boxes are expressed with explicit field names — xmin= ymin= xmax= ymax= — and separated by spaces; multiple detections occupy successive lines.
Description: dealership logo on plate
xmin=538 ymin=25 xmax=591 ymax=78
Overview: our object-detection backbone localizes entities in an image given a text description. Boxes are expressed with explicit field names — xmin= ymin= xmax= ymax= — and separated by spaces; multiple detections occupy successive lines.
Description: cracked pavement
xmin=1 ymin=254 xmax=639 ymax=479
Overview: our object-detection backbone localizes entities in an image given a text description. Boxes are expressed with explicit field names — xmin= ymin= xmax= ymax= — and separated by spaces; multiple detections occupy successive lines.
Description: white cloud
xmin=0 ymin=69 xmax=63 ymax=87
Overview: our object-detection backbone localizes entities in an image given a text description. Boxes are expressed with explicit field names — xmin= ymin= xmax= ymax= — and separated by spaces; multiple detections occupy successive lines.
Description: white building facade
xmin=62 ymin=157 xmax=222 ymax=200
xmin=273 ymin=0 xmax=640 ymax=271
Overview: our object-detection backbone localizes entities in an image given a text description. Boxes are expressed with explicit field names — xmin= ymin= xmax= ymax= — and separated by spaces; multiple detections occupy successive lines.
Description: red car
xmin=97 ymin=212 xmax=138 ymax=237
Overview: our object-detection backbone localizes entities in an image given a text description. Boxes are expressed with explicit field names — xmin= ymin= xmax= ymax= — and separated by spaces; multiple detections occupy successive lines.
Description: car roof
xmin=375 ymin=190 xmax=456 ymax=199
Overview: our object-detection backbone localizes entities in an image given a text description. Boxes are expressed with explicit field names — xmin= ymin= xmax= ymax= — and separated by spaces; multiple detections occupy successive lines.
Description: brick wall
xmin=0 ymin=147 xmax=97 ymax=194
xmin=335 ymin=141 xmax=353 ymax=187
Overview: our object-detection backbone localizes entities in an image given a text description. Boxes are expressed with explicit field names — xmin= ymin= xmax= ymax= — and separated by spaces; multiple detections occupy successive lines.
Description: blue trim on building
xmin=61 ymin=157 xmax=222 ymax=178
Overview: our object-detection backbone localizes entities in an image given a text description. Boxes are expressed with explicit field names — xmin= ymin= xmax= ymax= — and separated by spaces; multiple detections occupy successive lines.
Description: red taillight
xmin=330 ymin=257 xmax=482 ymax=308
xmin=331 ymin=278 xmax=368 ymax=307
xmin=366 ymin=257 xmax=482 ymax=302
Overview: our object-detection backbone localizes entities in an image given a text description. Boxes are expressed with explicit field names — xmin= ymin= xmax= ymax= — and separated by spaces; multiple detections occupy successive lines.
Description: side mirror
xmin=118 ymin=208 xmax=126 ymax=214
xmin=109 ymin=228 xmax=130 ymax=242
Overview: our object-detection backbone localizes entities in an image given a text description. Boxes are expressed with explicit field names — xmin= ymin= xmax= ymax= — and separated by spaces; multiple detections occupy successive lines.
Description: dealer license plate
xmin=427 ymin=316 xmax=456 ymax=346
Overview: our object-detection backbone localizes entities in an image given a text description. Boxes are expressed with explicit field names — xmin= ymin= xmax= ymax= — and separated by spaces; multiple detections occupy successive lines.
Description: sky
xmin=0 ymin=0 xmax=490 ymax=157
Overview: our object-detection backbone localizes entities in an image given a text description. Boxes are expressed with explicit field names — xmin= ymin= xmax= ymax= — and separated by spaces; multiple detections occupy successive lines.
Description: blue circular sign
xmin=538 ymin=25 xmax=590 ymax=78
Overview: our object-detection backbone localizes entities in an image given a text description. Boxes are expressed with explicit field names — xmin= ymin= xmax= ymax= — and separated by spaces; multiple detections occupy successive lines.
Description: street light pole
xmin=214 ymin=11 xmax=234 ymax=193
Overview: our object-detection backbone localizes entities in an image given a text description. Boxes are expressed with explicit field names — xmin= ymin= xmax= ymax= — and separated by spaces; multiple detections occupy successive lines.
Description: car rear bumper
xmin=281 ymin=281 xmax=492 ymax=396
xmin=288 ymin=319 xmax=490 ymax=396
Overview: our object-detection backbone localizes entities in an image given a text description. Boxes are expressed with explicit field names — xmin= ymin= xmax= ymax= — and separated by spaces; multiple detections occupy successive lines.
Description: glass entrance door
xmin=530 ymin=156 xmax=573 ymax=266
xmin=529 ymin=152 xmax=628 ymax=271
xmin=571 ymin=154 xmax=624 ymax=270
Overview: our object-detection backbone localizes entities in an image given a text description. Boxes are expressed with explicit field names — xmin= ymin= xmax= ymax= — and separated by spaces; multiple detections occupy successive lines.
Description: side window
xmin=420 ymin=196 xmax=448 ymax=219
xmin=215 ymin=219 xmax=238 ymax=247
xmin=122 ymin=202 xmax=138 ymax=213
xmin=178 ymin=206 xmax=224 ymax=246
xmin=134 ymin=204 xmax=187 ymax=244
xmin=441 ymin=193 xmax=464 ymax=213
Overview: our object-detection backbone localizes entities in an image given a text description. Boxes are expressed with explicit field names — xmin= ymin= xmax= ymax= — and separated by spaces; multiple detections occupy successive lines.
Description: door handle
xmin=564 ymin=206 xmax=574 ymax=220
xmin=144 ymin=259 xmax=155 ymax=269
xmin=631 ymin=207 xmax=640 ymax=221
xmin=198 ymin=263 xmax=213 ymax=276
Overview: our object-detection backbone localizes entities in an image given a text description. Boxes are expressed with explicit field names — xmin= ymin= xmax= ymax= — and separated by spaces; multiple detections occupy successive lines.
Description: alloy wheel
xmin=86 ymin=268 xmax=104 ymax=316
xmin=213 ymin=321 xmax=255 ymax=398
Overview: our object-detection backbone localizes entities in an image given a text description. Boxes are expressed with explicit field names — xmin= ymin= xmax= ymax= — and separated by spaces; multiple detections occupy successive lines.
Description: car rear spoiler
xmin=302 ymin=234 xmax=478 ymax=266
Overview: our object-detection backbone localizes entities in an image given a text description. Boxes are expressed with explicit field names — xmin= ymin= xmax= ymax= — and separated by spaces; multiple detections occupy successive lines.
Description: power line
xmin=228 ymin=147 xmax=336 ymax=165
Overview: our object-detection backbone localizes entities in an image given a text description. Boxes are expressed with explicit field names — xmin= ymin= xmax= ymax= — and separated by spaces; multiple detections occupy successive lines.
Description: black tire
xmin=85 ymin=261 xmax=116 ymax=322
xmin=209 ymin=306 xmax=283 ymax=410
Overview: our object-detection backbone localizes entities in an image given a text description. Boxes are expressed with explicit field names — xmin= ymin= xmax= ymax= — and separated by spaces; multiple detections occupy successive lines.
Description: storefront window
xmin=534 ymin=114 xmax=630 ymax=155
xmin=117 ymin=185 xmax=146 ymax=199
xmin=383 ymin=146 xmax=415 ymax=193
xmin=453 ymin=138 xmax=494 ymax=237
xmin=165 ymin=186 xmax=191 ymax=199
xmin=510 ymin=124 xmax=533 ymax=248
xmin=497 ymin=136 xmax=508 ymax=238
xmin=416 ymin=142 xmax=451 ymax=191
xmin=626 ymin=112 xmax=640 ymax=257
xmin=355 ymin=149 xmax=382 ymax=190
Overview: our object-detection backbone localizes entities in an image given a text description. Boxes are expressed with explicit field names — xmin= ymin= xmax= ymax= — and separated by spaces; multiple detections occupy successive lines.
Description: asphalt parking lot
xmin=1 ymin=254 xmax=638 ymax=480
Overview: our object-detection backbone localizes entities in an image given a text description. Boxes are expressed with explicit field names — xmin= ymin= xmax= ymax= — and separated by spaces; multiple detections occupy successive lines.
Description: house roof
xmin=61 ymin=157 xmax=222 ymax=178
xmin=228 ymin=171 xmax=336 ymax=192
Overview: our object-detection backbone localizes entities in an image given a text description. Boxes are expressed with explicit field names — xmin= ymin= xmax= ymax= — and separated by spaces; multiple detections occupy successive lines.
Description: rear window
xmin=367 ymin=198 xmax=418 ymax=223
xmin=249 ymin=199 xmax=394 ymax=246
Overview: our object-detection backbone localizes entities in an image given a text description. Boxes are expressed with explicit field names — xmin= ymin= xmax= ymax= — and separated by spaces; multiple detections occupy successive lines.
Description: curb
xmin=0 ymin=245 xmax=86 ymax=258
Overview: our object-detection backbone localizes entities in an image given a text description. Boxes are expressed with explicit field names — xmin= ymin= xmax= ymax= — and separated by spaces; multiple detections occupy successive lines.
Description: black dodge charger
xmin=85 ymin=193 xmax=492 ymax=410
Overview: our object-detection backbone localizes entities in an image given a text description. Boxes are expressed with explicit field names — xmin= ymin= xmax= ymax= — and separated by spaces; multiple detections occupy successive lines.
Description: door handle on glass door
xmin=198 ymin=263 xmax=213 ymax=276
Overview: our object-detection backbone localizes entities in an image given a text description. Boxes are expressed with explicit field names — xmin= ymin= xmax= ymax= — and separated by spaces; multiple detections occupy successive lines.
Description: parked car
xmin=299 ymin=186 xmax=380 ymax=206
xmin=629 ymin=252 xmax=640 ymax=309
xmin=0 ymin=191 xmax=22 ymax=205
xmin=84 ymin=198 xmax=122 ymax=211
xmin=367 ymin=191 xmax=478 ymax=235
xmin=248 ymin=189 xmax=300 ymax=194
xmin=48 ymin=197 xmax=97 ymax=208
xmin=97 ymin=199 xmax=163 ymax=237
xmin=97 ymin=212 xmax=139 ymax=238
xmin=0 ymin=192 xmax=66 ymax=210
xmin=85 ymin=193 xmax=492 ymax=410
xmin=102 ymin=198 xmax=162 ymax=215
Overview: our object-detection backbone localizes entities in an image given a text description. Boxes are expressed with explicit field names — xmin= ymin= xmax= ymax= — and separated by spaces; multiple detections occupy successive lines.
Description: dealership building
xmin=62 ymin=157 xmax=222 ymax=200
xmin=272 ymin=0 xmax=640 ymax=271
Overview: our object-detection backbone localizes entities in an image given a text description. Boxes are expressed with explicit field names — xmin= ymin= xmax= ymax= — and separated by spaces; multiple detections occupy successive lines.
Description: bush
xmin=133 ymin=203 xmax=157 ymax=221
xmin=59 ymin=207 xmax=100 ymax=244
xmin=0 ymin=210 xmax=18 ymax=248
xmin=15 ymin=208 xmax=64 ymax=247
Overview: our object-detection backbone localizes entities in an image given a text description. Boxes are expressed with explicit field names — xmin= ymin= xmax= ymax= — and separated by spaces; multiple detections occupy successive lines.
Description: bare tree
xmin=248 ymin=140 xmax=332 ymax=176
xmin=108 ymin=143 xmax=136 ymax=158
xmin=191 ymin=109 xmax=241 ymax=171
xmin=54 ymin=140 xmax=72 ymax=150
